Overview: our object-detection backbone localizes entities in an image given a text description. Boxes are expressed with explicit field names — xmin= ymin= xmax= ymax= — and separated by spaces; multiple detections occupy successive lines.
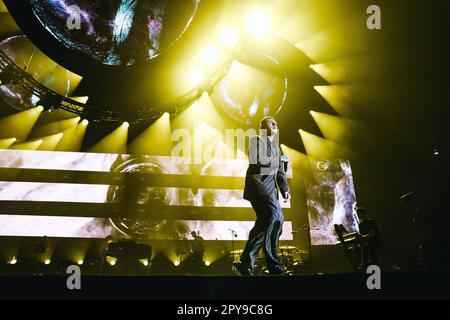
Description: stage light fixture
xmin=77 ymin=260 xmax=84 ymax=265
xmin=0 ymin=64 xmax=22 ymax=85
xmin=122 ymin=122 xmax=130 ymax=128
xmin=106 ymin=256 xmax=117 ymax=266
xmin=174 ymin=261 xmax=180 ymax=267
xmin=37 ymin=94 xmax=62 ymax=112
xmin=8 ymin=257 xmax=17 ymax=265
xmin=204 ymin=261 xmax=211 ymax=266
xmin=81 ymin=119 xmax=89 ymax=126
xmin=140 ymin=259 xmax=149 ymax=266
xmin=44 ymin=259 xmax=51 ymax=265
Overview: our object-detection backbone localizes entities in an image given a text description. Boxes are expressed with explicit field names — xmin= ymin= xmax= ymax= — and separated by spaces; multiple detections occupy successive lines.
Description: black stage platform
xmin=0 ymin=271 xmax=449 ymax=300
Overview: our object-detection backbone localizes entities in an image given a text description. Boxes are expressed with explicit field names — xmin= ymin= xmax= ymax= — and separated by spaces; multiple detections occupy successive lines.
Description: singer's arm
xmin=277 ymin=153 xmax=290 ymax=200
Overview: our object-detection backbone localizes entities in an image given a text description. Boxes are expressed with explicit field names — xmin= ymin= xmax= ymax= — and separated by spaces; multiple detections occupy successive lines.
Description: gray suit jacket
xmin=243 ymin=135 xmax=290 ymax=201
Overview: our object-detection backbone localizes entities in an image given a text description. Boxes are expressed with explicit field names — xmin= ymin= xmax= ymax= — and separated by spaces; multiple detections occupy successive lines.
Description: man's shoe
xmin=268 ymin=265 xmax=287 ymax=276
xmin=233 ymin=262 xmax=254 ymax=276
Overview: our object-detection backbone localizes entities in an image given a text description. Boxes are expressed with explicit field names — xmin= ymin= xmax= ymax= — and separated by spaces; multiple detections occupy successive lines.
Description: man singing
xmin=235 ymin=116 xmax=291 ymax=276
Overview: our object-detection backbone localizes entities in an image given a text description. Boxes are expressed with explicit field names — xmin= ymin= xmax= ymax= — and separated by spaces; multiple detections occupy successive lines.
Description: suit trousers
xmin=240 ymin=193 xmax=284 ymax=272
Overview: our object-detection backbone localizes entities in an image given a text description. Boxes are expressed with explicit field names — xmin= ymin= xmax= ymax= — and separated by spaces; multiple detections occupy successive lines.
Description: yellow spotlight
xmin=106 ymin=256 xmax=117 ymax=266
xmin=44 ymin=259 xmax=51 ymax=265
xmin=310 ymin=63 xmax=344 ymax=84
xmin=189 ymin=69 xmax=204 ymax=86
xmin=219 ymin=27 xmax=238 ymax=46
xmin=69 ymin=96 xmax=89 ymax=104
xmin=77 ymin=260 xmax=84 ymax=265
xmin=199 ymin=45 xmax=219 ymax=66
xmin=56 ymin=122 xmax=87 ymax=152
xmin=10 ymin=139 xmax=43 ymax=151
xmin=0 ymin=138 xmax=17 ymax=149
xmin=204 ymin=261 xmax=211 ymax=267
xmin=129 ymin=112 xmax=172 ymax=156
xmin=140 ymin=259 xmax=149 ymax=267
xmin=9 ymin=257 xmax=17 ymax=265
xmin=201 ymin=91 xmax=209 ymax=99
xmin=191 ymin=101 xmax=202 ymax=111
xmin=29 ymin=117 xmax=80 ymax=139
xmin=36 ymin=106 xmax=44 ymax=112
xmin=81 ymin=119 xmax=89 ymax=126
xmin=246 ymin=9 xmax=271 ymax=38
xmin=314 ymin=85 xmax=354 ymax=116
xmin=174 ymin=261 xmax=180 ymax=267
xmin=89 ymin=123 xmax=129 ymax=154
xmin=299 ymin=129 xmax=351 ymax=159
xmin=280 ymin=144 xmax=309 ymax=169
xmin=38 ymin=133 xmax=64 ymax=151
xmin=0 ymin=107 xmax=44 ymax=140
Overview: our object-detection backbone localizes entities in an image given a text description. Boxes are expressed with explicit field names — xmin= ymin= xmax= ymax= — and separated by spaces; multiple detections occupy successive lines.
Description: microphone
xmin=281 ymin=155 xmax=289 ymax=172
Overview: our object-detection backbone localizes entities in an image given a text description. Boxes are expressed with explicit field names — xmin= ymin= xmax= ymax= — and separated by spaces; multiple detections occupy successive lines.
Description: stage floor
xmin=0 ymin=271 xmax=449 ymax=300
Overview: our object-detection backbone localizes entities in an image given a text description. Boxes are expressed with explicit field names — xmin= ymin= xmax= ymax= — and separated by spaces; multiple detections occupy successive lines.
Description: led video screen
xmin=27 ymin=0 xmax=200 ymax=66
xmin=306 ymin=159 xmax=359 ymax=245
xmin=0 ymin=149 xmax=293 ymax=241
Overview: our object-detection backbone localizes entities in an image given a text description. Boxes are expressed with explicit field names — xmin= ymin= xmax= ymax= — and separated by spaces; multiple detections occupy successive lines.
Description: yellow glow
xmin=174 ymin=261 xmax=180 ymax=267
xmin=10 ymin=139 xmax=43 ymax=151
xmin=0 ymin=107 xmax=43 ymax=140
xmin=44 ymin=259 xmax=51 ymax=265
xmin=9 ymin=257 xmax=17 ymax=265
xmin=37 ymin=133 xmax=64 ymax=151
xmin=122 ymin=122 xmax=130 ymax=128
xmin=140 ymin=259 xmax=149 ymax=267
xmin=69 ymin=96 xmax=89 ymax=104
xmin=314 ymin=85 xmax=354 ymax=116
xmin=89 ymin=124 xmax=128 ymax=154
xmin=199 ymin=45 xmax=219 ymax=66
xmin=310 ymin=111 xmax=362 ymax=144
xmin=30 ymin=117 xmax=79 ymax=139
xmin=129 ymin=112 xmax=172 ymax=156
xmin=0 ymin=138 xmax=17 ymax=149
xmin=189 ymin=69 xmax=204 ymax=85
xmin=219 ymin=27 xmax=239 ymax=46
xmin=299 ymin=129 xmax=351 ymax=159
xmin=204 ymin=261 xmax=211 ymax=266
xmin=56 ymin=123 xmax=87 ymax=152
xmin=172 ymin=97 xmax=225 ymax=133
xmin=280 ymin=144 xmax=309 ymax=168
xmin=0 ymin=2 xmax=8 ymax=13
xmin=77 ymin=260 xmax=84 ymax=265
xmin=106 ymin=256 xmax=117 ymax=266
xmin=246 ymin=9 xmax=271 ymax=38
xmin=310 ymin=63 xmax=348 ymax=84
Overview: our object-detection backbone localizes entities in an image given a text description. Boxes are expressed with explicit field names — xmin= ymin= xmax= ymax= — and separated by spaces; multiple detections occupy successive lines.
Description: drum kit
xmin=229 ymin=246 xmax=311 ymax=275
